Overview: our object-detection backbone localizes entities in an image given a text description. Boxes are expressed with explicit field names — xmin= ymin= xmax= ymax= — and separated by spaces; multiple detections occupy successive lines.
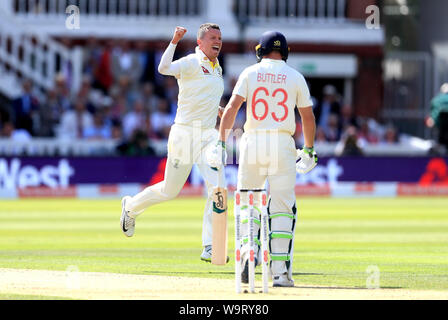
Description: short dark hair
xmin=197 ymin=23 xmax=220 ymax=39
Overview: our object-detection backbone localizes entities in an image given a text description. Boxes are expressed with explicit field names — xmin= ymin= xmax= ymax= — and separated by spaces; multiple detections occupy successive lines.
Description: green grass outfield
xmin=1 ymin=197 xmax=448 ymax=291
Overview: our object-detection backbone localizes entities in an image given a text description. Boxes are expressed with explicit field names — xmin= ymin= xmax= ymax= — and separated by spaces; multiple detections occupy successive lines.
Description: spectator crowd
xmin=292 ymin=84 xmax=400 ymax=156
xmin=0 ymin=38 xmax=401 ymax=156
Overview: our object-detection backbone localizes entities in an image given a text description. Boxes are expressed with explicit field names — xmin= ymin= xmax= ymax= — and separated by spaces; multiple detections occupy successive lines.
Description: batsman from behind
xmin=208 ymin=31 xmax=318 ymax=287
xmin=120 ymin=24 xmax=227 ymax=263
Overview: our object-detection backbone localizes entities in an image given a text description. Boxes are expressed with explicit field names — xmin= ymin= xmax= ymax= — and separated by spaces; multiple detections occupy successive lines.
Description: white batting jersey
xmin=233 ymin=58 xmax=313 ymax=135
xmin=171 ymin=47 xmax=224 ymax=129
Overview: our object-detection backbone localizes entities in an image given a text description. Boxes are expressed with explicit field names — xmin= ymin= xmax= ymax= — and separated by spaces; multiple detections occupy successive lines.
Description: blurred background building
xmin=0 ymin=0 xmax=446 ymax=157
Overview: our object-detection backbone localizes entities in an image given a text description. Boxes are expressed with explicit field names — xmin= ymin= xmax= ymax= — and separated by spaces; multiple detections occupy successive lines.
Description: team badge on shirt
xmin=201 ymin=66 xmax=211 ymax=75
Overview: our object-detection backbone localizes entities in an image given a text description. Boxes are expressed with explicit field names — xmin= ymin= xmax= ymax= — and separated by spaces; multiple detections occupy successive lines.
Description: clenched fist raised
xmin=172 ymin=27 xmax=187 ymax=45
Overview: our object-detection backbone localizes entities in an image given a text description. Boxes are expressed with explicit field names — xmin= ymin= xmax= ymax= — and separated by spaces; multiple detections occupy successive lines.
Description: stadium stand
xmin=0 ymin=0 xmax=438 ymax=157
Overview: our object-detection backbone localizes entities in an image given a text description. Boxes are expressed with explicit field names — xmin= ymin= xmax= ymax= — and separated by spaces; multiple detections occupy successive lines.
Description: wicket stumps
xmin=235 ymin=189 xmax=269 ymax=294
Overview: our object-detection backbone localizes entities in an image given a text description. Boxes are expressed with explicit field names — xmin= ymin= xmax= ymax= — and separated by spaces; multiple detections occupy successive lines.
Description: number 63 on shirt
xmin=251 ymin=87 xmax=289 ymax=122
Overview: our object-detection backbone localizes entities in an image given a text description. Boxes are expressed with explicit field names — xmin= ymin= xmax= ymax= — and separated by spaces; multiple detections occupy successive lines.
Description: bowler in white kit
xmin=208 ymin=31 xmax=318 ymax=286
xmin=120 ymin=24 xmax=226 ymax=263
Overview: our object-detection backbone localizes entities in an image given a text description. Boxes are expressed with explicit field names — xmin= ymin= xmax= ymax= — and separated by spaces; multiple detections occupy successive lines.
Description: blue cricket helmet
xmin=255 ymin=31 xmax=290 ymax=62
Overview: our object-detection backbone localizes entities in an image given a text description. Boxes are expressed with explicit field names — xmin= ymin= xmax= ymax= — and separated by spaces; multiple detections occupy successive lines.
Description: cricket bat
xmin=211 ymin=167 xmax=228 ymax=265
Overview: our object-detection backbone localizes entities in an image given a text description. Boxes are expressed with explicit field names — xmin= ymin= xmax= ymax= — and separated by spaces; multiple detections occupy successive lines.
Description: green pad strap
xmin=270 ymin=213 xmax=295 ymax=220
xmin=241 ymin=218 xmax=261 ymax=226
xmin=270 ymin=254 xmax=290 ymax=261
xmin=242 ymin=237 xmax=261 ymax=247
xmin=240 ymin=205 xmax=262 ymax=215
xmin=270 ymin=231 xmax=293 ymax=239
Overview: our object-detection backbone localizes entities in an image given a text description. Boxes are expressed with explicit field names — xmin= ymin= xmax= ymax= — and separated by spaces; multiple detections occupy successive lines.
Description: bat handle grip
xmin=217 ymin=166 xmax=224 ymax=189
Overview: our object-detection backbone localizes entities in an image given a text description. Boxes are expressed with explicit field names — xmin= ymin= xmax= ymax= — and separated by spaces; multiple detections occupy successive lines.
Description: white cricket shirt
xmin=233 ymin=58 xmax=313 ymax=135
xmin=162 ymin=45 xmax=224 ymax=129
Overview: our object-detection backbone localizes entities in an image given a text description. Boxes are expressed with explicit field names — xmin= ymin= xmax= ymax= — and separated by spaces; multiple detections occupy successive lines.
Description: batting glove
xmin=296 ymin=146 xmax=318 ymax=174
xmin=207 ymin=140 xmax=227 ymax=170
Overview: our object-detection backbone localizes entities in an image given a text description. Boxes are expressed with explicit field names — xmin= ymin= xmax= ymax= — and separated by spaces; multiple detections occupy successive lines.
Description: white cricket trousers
xmin=237 ymin=130 xmax=297 ymax=211
xmin=125 ymin=123 xmax=225 ymax=247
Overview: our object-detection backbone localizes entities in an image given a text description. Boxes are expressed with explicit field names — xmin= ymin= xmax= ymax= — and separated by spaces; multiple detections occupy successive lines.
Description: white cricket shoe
xmin=200 ymin=245 xmax=212 ymax=262
xmin=200 ymin=245 xmax=230 ymax=263
xmin=272 ymin=272 xmax=294 ymax=287
xmin=120 ymin=196 xmax=135 ymax=237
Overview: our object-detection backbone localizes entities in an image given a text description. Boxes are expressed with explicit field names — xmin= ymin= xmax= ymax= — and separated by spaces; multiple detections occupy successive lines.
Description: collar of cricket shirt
xmin=195 ymin=46 xmax=220 ymax=71
xmin=261 ymin=58 xmax=286 ymax=64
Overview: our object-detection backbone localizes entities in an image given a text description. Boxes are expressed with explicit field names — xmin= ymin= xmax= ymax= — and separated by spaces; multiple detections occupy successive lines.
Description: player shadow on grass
xmin=294 ymin=285 xmax=402 ymax=290
xmin=147 ymin=270 xmax=236 ymax=276
xmin=147 ymin=271 xmax=327 ymax=276
xmin=145 ymin=271 xmax=402 ymax=289
xmin=290 ymin=273 xmax=402 ymax=290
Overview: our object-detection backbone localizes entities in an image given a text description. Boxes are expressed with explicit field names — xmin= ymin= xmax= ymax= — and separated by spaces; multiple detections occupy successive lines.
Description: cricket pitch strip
xmin=0 ymin=268 xmax=447 ymax=300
